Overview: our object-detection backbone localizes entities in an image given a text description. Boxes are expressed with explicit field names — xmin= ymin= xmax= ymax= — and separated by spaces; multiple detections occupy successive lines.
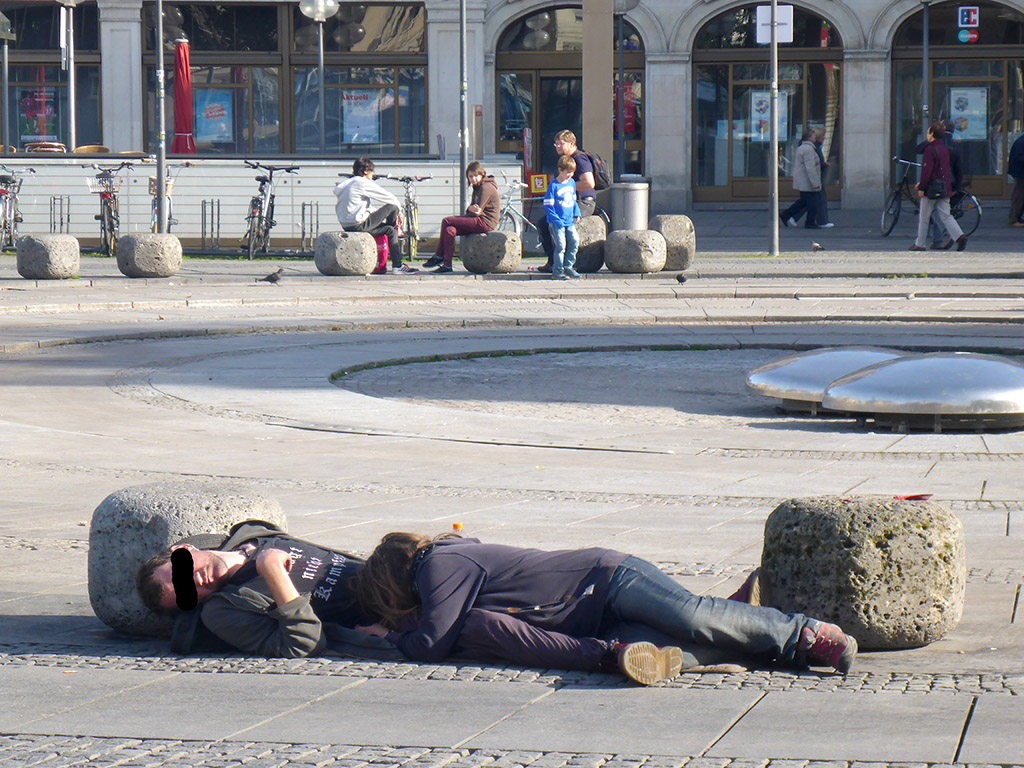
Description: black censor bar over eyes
xmin=171 ymin=548 xmax=198 ymax=611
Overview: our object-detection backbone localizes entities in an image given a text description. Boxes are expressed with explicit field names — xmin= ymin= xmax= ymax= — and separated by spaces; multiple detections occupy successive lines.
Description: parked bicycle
xmin=881 ymin=156 xmax=981 ymax=237
xmin=0 ymin=164 xmax=35 ymax=249
xmin=243 ymin=160 xmax=300 ymax=259
xmin=383 ymin=173 xmax=432 ymax=261
xmin=495 ymin=172 xmax=543 ymax=253
xmin=88 ymin=161 xmax=135 ymax=256
xmin=149 ymin=160 xmax=193 ymax=233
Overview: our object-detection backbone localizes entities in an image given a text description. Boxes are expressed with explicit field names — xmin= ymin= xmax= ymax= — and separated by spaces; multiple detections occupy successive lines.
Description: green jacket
xmin=169 ymin=521 xmax=402 ymax=661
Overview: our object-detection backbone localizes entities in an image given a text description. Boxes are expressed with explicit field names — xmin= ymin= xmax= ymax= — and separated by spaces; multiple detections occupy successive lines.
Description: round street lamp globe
xmin=299 ymin=0 xmax=340 ymax=22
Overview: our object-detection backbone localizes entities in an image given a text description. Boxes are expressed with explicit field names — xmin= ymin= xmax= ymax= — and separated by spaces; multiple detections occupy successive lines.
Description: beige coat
xmin=792 ymin=140 xmax=822 ymax=192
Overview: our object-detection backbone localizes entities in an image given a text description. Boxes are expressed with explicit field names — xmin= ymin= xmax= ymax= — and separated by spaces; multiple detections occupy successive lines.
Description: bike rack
xmin=201 ymin=199 xmax=221 ymax=250
xmin=49 ymin=195 xmax=71 ymax=234
xmin=300 ymin=201 xmax=320 ymax=251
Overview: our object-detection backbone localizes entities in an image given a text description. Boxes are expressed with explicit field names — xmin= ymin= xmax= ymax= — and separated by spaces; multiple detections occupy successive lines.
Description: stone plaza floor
xmin=1 ymin=207 xmax=1023 ymax=767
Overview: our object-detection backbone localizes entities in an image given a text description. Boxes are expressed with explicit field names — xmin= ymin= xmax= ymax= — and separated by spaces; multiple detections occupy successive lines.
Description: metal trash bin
xmin=609 ymin=175 xmax=650 ymax=231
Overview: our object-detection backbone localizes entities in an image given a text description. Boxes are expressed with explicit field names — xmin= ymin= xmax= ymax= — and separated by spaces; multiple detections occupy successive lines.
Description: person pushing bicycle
xmin=334 ymin=157 xmax=418 ymax=275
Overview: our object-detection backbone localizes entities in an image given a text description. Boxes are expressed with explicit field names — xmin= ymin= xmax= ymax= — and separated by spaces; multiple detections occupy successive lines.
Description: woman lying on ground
xmin=353 ymin=533 xmax=857 ymax=685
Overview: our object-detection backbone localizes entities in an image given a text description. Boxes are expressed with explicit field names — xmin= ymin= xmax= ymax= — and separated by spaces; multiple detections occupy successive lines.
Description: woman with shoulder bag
xmin=910 ymin=122 xmax=966 ymax=252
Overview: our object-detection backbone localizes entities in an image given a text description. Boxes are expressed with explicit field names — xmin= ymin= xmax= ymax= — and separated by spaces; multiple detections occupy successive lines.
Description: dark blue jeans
xmin=601 ymin=556 xmax=808 ymax=668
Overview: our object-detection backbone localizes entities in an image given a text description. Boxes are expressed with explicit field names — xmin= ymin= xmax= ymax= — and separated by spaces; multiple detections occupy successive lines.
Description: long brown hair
xmin=355 ymin=531 xmax=459 ymax=629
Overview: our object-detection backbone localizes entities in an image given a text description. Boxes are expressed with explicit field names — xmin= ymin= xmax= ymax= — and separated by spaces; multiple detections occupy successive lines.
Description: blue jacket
xmin=544 ymin=177 xmax=581 ymax=227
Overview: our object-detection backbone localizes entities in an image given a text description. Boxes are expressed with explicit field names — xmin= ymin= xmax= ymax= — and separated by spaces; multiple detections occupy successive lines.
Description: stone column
xmin=645 ymin=52 xmax=691 ymax=213
xmin=842 ymin=50 xmax=889 ymax=210
xmin=97 ymin=0 xmax=144 ymax=152
xmin=582 ymin=0 xmax=613 ymax=162
xmin=426 ymin=0 xmax=486 ymax=159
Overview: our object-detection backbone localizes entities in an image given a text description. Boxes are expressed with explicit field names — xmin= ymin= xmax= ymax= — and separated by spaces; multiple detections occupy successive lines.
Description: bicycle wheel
xmin=496 ymin=210 xmax=522 ymax=235
xmin=880 ymin=187 xmax=902 ymax=236
xmin=407 ymin=204 xmax=419 ymax=261
xmin=953 ymin=193 xmax=981 ymax=236
xmin=245 ymin=198 xmax=263 ymax=259
xmin=0 ymin=196 xmax=12 ymax=249
xmin=8 ymin=197 xmax=19 ymax=247
xmin=100 ymin=203 xmax=116 ymax=256
xmin=520 ymin=219 xmax=543 ymax=254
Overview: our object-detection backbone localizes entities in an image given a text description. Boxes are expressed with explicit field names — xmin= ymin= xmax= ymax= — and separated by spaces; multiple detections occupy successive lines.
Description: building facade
xmin=2 ymin=0 xmax=1023 ymax=211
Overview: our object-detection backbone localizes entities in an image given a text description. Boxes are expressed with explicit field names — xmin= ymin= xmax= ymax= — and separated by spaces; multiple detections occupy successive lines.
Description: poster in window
xmin=949 ymin=87 xmax=986 ymax=141
xmin=18 ymin=87 xmax=59 ymax=143
xmin=342 ymin=89 xmax=382 ymax=144
xmin=750 ymin=90 xmax=787 ymax=143
xmin=195 ymin=89 xmax=234 ymax=143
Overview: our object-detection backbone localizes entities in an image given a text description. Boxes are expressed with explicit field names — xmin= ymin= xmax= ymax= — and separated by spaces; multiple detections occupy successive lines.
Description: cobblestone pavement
xmin=4 ymin=734 xmax=1023 ymax=768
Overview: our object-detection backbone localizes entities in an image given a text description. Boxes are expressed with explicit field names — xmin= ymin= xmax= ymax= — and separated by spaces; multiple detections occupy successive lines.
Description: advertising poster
xmin=750 ymin=90 xmax=787 ymax=142
xmin=342 ymin=89 xmax=382 ymax=144
xmin=195 ymin=89 xmax=234 ymax=142
xmin=18 ymin=87 xmax=58 ymax=143
xmin=949 ymin=87 xmax=987 ymax=141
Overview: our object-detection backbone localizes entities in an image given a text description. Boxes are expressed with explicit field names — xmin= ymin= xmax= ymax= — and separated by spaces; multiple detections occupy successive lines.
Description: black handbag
xmin=925 ymin=179 xmax=945 ymax=199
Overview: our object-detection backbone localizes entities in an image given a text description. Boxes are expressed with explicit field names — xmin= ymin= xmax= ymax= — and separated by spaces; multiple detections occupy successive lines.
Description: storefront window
xmin=144 ymin=4 xmax=279 ymax=52
xmin=292 ymin=4 xmax=425 ymax=53
xmin=893 ymin=2 xmax=1024 ymax=47
xmin=293 ymin=66 xmax=425 ymax=154
xmin=1 ymin=4 xmax=99 ymax=50
xmin=147 ymin=66 xmax=280 ymax=154
xmin=695 ymin=5 xmax=841 ymax=49
xmin=693 ymin=5 xmax=842 ymax=200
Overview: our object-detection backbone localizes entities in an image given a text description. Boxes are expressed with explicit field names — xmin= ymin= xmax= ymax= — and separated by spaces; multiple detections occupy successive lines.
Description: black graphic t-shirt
xmin=230 ymin=537 xmax=365 ymax=626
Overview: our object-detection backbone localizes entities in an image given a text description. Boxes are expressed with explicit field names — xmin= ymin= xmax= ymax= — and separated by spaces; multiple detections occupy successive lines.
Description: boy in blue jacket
xmin=543 ymin=155 xmax=582 ymax=280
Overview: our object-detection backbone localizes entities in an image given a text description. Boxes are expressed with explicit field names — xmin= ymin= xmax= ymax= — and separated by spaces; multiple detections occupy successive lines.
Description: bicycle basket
xmin=87 ymin=177 xmax=120 ymax=194
xmin=149 ymin=177 xmax=174 ymax=196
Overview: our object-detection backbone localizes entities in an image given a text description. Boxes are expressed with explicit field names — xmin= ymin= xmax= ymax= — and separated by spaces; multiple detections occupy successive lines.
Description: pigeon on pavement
xmin=811 ymin=242 xmax=824 ymax=253
xmin=257 ymin=267 xmax=284 ymax=284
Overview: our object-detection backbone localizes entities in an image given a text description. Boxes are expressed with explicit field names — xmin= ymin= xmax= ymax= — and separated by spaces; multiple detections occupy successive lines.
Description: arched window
xmin=496 ymin=7 xmax=645 ymax=174
xmin=692 ymin=4 xmax=842 ymax=202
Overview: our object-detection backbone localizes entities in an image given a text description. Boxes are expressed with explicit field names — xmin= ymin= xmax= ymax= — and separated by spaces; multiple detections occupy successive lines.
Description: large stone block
xmin=16 ymin=234 xmax=80 ymax=279
xmin=314 ymin=231 xmax=377 ymax=276
xmin=461 ymin=231 xmax=521 ymax=274
xmin=88 ymin=481 xmax=288 ymax=637
xmin=575 ymin=215 xmax=606 ymax=273
xmin=115 ymin=233 xmax=182 ymax=278
xmin=649 ymin=214 xmax=696 ymax=271
xmin=604 ymin=230 xmax=667 ymax=274
xmin=759 ymin=495 xmax=966 ymax=649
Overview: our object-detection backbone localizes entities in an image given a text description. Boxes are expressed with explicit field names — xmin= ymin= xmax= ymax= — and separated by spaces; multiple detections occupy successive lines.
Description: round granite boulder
xmin=115 ymin=233 xmax=182 ymax=278
xmin=16 ymin=234 xmax=80 ymax=279
xmin=88 ymin=481 xmax=288 ymax=637
xmin=759 ymin=495 xmax=965 ymax=649
xmin=604 ymin=230 xmax=667 ymax=274
xmin=574 ymin=215 xmax=606 ymax=273
xmin=461 ymin=231 xmax=521 ymax=274
xmin=649 ymin=214 xmax=696 ymax=271
xmin=314 ymin=231 xmax=377 ymax=276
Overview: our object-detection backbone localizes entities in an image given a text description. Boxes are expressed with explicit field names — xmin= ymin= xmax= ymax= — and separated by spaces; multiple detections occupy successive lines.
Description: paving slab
xmin=464 ymin=686 xmax=762 ymax=754
xmin=707 ymin=691 xmax=970 ymax=762
xmin=956 ymin=694 xmax=1024 ymax=763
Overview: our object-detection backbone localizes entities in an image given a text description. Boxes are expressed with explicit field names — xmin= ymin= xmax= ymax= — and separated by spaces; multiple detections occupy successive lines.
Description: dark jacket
xmin=169 ymin=521 xmax=402 ymax=661
xmin=917 ymin=134 xmax=962 ymax=191
xmin=386 ymin=538 xmax=627 ymax=662
xmin=1009 ymin=134 xmax=1024 ymax=180
xmin=918 ymin=139 xmax=953 ymax=199
xmin=470 ymin=176 xmax=501 ymax=230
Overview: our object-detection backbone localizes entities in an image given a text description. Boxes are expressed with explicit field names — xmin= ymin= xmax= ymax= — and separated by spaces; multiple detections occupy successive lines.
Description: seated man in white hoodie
xmin=334 ymin=157 xmax=418 ymax=274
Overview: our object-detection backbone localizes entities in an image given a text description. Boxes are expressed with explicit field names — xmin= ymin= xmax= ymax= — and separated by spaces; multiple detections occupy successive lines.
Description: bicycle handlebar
xmin=0 ymin=165 xmax=34 ymax=175
xmin=91 ymin=161 xmax=135 ymax=175
xmin=245 ymin=160 xmax=300 ymax=173
xmin=383 ymin=174 xmax=433 ymax=183
xmin=892 ymin=156 xmax=921 ymax=167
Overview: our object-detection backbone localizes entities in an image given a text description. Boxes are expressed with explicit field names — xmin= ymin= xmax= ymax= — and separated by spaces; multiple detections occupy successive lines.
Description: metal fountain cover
xmin=822 ymin=352 xmax=1024 ymax=415
xmin=746 ymin=347 xmax=907 ymax=404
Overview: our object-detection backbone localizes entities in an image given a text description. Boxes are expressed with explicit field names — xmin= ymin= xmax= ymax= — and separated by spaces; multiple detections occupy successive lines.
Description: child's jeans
xmin=548 ymin=222 xmax=579 ymax=276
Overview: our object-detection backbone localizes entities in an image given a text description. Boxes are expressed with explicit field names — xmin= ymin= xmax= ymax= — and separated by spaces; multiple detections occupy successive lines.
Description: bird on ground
xmin=676 ymin=274 xmax=687 ymax=284
xmin=811 ymin=242 xmax=824 ymax=253
xmin=256 ymin=267 xmax=284 ymax=284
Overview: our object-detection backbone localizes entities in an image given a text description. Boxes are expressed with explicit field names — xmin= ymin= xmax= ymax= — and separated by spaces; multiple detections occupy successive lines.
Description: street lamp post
xmin=299 ymin=0 xmax=340 ymax=153
xmin=459 ymin=0 xmax=468 ymax=212
xmin=58 ymin=0 xmax=82 ymax=152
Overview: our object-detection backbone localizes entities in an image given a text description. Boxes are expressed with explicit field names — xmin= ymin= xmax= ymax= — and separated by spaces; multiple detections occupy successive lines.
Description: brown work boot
xmin=617 ymin=642 xmax=684 ymax=686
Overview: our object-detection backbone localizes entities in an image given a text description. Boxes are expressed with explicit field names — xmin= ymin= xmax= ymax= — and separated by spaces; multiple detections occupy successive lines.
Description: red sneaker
xmin=799 ymin=622 xmax=858 ymax=674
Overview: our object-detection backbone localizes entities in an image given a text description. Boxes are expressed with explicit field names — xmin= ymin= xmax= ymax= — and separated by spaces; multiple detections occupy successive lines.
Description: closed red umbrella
xmin=170 ymin=39 xmax=196 ymax=153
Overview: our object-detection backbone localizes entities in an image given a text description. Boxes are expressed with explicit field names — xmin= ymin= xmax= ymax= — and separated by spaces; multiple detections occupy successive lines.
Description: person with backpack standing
xmin=533 ymin=130 xmax=608 ymax=273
